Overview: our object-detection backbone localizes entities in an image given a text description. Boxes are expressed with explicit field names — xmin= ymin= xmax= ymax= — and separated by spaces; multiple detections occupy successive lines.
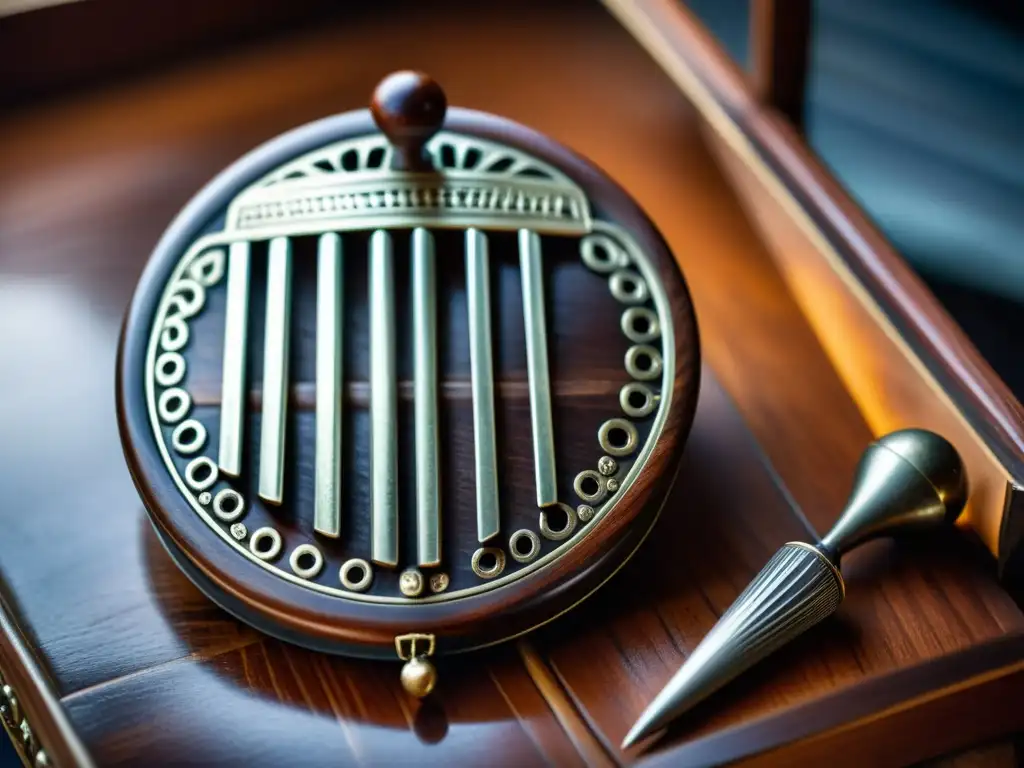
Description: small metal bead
xmin=198 ymin=491 xmax=212 ymax=505
xmin=230 ymin=523 xmax=247 ymax=540
xmin=606 ymin=478 xmax=620 ymax=493
xmin=400 ymin=657 xmax=438 ymax=698
xmin=399 ymin=569 xmax=425 ymax=597
xmin=597 ymin=456 xmax=618 ymax=476
xmin=429 ymin=573 xmax=450 ymax=593
xmin=577 ymin=505 xmax=595 ymax=523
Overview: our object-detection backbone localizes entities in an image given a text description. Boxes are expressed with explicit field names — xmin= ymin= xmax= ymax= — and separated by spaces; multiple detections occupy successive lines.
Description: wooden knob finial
xmin=371 ymin=71 xmax=447 ymax=171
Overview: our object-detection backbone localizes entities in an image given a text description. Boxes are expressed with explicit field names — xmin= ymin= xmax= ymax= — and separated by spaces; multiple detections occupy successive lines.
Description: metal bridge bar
xmin=218 ymin=241 xmax=251 ymax=477
xmin=466 ymin=228 xmax=501 ymax=543
xmin=258 ymin=236 xmax=293 ymax=504
xmin=413 ymin=228 xmax=442 ymax=566
xmin=519 ymin=229 xmax=558 ymax=507
xmin=314 ymin=233 xmax=343 ymax=538
xmin=369 ymin=230 xmax=399 ymax=566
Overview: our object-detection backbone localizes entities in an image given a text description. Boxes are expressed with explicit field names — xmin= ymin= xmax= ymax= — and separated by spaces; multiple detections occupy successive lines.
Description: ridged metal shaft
xmin=624 ymin=428 xmax=968 ymax=750
xmin=623 ymin=543 xmax=843 ymax=746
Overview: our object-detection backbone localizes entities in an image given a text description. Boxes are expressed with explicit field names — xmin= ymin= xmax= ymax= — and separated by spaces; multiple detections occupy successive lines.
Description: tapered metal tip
xmin=623 ymin=542 xmax=844 ymax=750
xmin=622 ymin=709 xmax=663 ymax=750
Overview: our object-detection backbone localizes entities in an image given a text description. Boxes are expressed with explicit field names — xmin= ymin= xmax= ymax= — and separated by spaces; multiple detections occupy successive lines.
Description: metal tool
xmin=622 ymin=428 xmax=968 ymax=749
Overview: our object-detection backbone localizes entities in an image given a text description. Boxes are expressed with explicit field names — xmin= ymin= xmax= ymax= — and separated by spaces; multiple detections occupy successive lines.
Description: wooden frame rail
xmin=602 ymin=0 xmax=1024 ymax=578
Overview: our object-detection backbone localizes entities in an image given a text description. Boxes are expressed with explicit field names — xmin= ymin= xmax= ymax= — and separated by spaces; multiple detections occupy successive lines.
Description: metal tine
xmin=314 ymin=233 xmax=343 ymax=538
xmin=519 ymin=229 xmax=558 ymax=508
xmin=466 ymin=228 xmax=500 ymax=543
xmin=258 ymin=236 xmax=293 ymax=505
xmin=413 ymin=228 xmax=441 ymax=566
xmin=370 ymin=230 xmax=399 ymax=566
xmin=218 ymin=241 xmax=251 ymax=477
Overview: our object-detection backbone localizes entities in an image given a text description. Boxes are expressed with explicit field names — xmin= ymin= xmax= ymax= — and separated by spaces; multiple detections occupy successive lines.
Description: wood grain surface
xmin=0 ymin=0 xmax=1021 ymax=765
xmin=601 ymin=0 xmax=1024 ymax=566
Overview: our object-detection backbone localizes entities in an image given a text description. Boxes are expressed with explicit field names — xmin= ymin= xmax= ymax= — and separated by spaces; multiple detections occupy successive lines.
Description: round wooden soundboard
xmin=116 ymin=71 xmax=700 ymax=691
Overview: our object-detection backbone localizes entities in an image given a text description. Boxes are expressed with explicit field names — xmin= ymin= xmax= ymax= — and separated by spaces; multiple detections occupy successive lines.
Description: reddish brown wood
xmin=749 ymin=0 xmax=813 ymax=132
xmin=0 ymin=1 xmax=1021 ymax=765
xmin=371 ymin=70 xmax=448 ymax=170
xmin=604 ymin=0 xmax=1024 ymax=527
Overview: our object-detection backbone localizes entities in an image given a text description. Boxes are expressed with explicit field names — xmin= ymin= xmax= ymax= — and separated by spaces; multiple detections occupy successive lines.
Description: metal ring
xmin=171 ymin=419 xmax=207 ymax=455
xmin=188 ymin=248 xmax=226 ymax=286
xmin=620 ymin=382 xmax=658 ymax=419
xmin=160 ymin=316 xmax=190 ymax=352
xmin=509 ymin=530 xmax=541 ymax=563
xmin=539 ymin=503 xmax=578 ymax=541
xmin=609 ymin=270 xmax=649 ymax=304
xmin=340 ymin=559 xmax=374 ymax=592
xmin=212 ymin=488 xmax=245 ymax=522
xmin=471 ymin=547 xmax=506 ymax=579
xmin=289 ymin=544 xmax=324 ymax=579
xmin=250 ymin=527 xmax=282 ymax=561
xmin=166 ymin=279 xmax=206 ymax=318
xmin=624 ymin=344 xmax=663 ymax=381
xmin=598 ymin=418 xmax=639 ymax=457
xmin=621 ymin=307 xmax=661 ymax=343
xmin=157 ymin=387 xmax=191 ymax=424
xmin=580 ymin=233 xmax=628 ymax=273
xmin=573 ymin=470 xmax=608 ymax=504
xmin=185 ymin=456 xmax=219 ymax=492
xmin=154 ymin=352 xmax=186 ymax=387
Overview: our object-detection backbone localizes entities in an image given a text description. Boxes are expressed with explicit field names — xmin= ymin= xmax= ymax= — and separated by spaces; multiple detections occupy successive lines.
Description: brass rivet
xmin=212 ymin=488 xmax=245 ymax=522
xmin=509 ymin=529 xmax=541 ymax=563
xmin=340 ymin=558 xmax=374 ymax=592
xmin=171 ymin=418 xmax=207 ymax=455
xmin=289 ymin=544 xmax=324 ymax=580
xmin=249 ymin=527 xmax=282 ymax=561
xmin=429 ymin=573 xmax=450 ymax=593
xmin=607 ymin=478 xmax=620 ymax=493
xmin=184 ymin=456 xmax=219 ymax=492
xmin=400 ymin=569 xmax=425 ymax=597
xmin=577 ymin=504 xmax=595 ymax=523
xmin=574 ymin=469 xmax=608 ymax=504
xmin=620 ymin=381 xmax=658 ymax=419
xmin=154 ymin=351 xmax=186 ymax=388
xmin=624 ymin=344 xmax=663 ymax=381
xmin=621 ymin=306 xmax=661 ymax=343
xmin=539 ymin=503 xmax=579 ymax=541
xmin=471 ymin=547 xmax=506 ymax=579
xmin=610 ymin=269 xmax=649 ymax=304
xmin=598 ymin=418 xmax=639 ymax=458
xmin=157 ymin=386 xmax=191 ymax=424
xmin=597 ymin=456 xmax=618 ymax=476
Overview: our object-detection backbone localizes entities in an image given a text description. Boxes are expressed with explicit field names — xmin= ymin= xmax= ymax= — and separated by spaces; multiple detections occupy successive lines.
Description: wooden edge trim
xmin=517 ymin=641 xmax=618 ymax=768
xmin=600 ymin=0 xmax=1024 ymax=483
xmin=641 ymin=632 xmax=1024 ymax=767
xmin=749 ymin=0 xmax=812 ymax=132
xmin=0 ymin=593 xmax=94 ymax=767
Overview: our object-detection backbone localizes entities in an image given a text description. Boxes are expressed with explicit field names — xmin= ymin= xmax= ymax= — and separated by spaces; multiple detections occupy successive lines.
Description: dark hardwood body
xmin=1 ymin=0 xmax=1023 ymax=765
xmin=116 ymin=102 xmax=700 ymax=655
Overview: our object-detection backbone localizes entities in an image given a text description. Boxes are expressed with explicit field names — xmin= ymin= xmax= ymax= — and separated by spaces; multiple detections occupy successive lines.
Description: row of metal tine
xmin=216 ymin=228 xmax=557 ymax=569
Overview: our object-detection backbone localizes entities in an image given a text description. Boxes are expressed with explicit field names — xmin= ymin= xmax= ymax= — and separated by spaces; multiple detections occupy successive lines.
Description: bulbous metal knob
xmin=819 ymin=429 xmax=968 ymax=561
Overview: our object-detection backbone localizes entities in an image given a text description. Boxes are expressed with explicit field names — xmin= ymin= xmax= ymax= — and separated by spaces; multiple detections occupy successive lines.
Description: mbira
xmin=117 ymin=72 xmax=700 ymax=693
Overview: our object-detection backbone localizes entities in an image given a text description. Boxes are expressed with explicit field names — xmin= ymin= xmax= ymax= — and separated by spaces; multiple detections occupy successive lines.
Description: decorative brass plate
xmin=117 ymin=72 xmax=700 ymax=690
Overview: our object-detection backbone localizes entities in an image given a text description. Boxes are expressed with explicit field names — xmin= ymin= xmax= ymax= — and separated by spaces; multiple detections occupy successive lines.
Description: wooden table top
xmin=0 ymin=1 xmax=1021 ymax=765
